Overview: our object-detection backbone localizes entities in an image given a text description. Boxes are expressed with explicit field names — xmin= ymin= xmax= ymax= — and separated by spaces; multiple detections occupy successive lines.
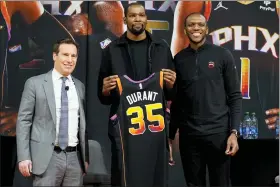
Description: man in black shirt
xmin=169 ymin=12 xmax=242 ymax=187
xmin=127 ymin=38 xmax=149 ymax=80
xmin=98 ymin=2 xmax=176 ymax=186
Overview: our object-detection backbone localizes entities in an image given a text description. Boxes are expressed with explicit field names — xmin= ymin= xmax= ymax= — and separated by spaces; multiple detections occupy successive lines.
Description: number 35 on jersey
xmin=114 ymin=71 xmax=166 ymax=136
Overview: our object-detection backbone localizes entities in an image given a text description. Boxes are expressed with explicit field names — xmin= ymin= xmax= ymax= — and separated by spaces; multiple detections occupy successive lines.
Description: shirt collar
xmin=52 ymin=68 xmax=72 ymax=82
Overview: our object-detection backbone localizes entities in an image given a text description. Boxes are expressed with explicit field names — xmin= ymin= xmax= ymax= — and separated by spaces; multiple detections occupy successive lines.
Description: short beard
xmin=128 ymin=26 xmax=145 ymax=36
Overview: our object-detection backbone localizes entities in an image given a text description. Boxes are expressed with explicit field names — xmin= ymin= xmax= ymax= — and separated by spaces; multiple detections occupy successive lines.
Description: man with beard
xmin=169 ymin=12 xmax=242 ymax=187
xmin=97 ymin=2 xmax=176 ymax=186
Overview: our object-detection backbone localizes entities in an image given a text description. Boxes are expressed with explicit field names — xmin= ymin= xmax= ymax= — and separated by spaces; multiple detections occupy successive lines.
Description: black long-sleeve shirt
xmin=169 ymin=42 xmax=242 ymax=139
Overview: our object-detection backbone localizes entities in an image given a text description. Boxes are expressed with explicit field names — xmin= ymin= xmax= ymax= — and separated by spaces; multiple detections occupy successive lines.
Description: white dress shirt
xmin=52 ymin=68 xmax=80 ymax=147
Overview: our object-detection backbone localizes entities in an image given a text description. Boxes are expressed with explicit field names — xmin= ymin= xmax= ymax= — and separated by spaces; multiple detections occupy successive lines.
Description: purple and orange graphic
xmin=240 ymin=57 xmax=250 ymax=99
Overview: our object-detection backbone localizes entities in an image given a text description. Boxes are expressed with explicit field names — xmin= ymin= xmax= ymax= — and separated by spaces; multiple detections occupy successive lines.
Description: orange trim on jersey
xmin=116 ymin=77 xmax=122 ymax=95
xmin=204 ymin=1 xmax=212 ymax=21
xmin=159 ymin=71 xmax=163 ymax=89
xmin=0 ymin=1 xmax=11 ymax=40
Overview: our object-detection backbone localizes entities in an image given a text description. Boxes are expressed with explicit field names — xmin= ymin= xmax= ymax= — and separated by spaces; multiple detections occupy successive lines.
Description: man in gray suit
xmin=16 ymin=38 xmax=89 ymax=186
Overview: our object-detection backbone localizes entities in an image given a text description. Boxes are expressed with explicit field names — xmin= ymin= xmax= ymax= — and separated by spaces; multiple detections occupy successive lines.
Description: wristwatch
xmin=231 ymin=129 xmax=239 ymax=138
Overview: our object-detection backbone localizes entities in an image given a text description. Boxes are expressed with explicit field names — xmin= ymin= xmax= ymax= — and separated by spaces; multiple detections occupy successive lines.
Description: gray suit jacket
xmin=16 ymin=70 xmax=89 ymax=175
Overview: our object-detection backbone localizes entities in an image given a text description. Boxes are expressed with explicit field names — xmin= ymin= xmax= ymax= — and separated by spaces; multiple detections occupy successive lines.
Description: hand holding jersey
xmin=102 ymin=75 xmax=119 ymax=96
xmin=162 ymin=69 xmax=176 ymax=89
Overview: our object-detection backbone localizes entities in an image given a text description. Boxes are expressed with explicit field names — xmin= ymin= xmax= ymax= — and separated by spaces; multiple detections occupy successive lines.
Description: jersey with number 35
xmin=116 ymin=71 xmax=166 ymax=137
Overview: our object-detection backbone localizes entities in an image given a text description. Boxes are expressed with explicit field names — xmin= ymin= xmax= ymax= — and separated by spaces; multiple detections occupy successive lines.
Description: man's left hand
xmin=225 ymin=133 xmax=239 ymax=156
xmin=83 ymin=162 xmax=89 ymax=176
xmin=162 ymin=69 xmax=176 ymax=89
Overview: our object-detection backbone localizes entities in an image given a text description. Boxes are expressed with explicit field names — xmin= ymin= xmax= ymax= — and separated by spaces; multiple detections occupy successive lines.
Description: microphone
xmin=65 ymin=86 xmax=69 ymax=91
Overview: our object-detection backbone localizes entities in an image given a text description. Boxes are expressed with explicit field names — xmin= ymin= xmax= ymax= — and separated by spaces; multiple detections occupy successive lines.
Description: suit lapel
xmin=43 ymin=70 xmax=56 ymax=125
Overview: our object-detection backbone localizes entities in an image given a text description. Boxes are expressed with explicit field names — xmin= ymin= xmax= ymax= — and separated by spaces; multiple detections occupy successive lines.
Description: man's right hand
xmin=19 ymin=160 xmax=32 ymax=177
xmin=102 ymin=75 xmax=118 ymax=96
